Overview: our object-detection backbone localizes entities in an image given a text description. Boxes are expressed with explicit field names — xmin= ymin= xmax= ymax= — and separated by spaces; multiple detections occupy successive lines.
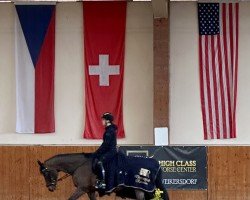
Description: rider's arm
xmin=95 ymin=132 xmax=113 ymax=155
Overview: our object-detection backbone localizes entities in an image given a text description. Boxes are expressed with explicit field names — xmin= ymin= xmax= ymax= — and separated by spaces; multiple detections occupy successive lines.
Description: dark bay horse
xmin=37 ymin=153 xmax=169 ymax=200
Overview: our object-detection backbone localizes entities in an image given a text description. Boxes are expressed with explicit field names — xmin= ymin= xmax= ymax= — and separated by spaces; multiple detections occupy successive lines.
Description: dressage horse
xmin=37 ymin=153 xmax=169 ymax=200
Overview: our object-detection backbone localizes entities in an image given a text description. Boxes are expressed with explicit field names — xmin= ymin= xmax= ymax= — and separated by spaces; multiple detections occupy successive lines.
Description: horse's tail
xmin=155 ymin=168 xmax=169 ymax=200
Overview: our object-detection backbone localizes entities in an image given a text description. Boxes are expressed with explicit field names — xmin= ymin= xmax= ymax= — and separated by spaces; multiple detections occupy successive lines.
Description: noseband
xmin=41 ymin=167 xmax=57 ymax=187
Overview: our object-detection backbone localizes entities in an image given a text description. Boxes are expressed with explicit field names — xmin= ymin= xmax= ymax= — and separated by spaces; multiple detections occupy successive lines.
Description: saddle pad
xmin=105 ymin=153 xmax=160 ymax=193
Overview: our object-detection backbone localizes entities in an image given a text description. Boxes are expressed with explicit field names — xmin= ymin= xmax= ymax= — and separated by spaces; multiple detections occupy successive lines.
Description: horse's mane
xmin=45 ymin=152 xmax=94 ymax=163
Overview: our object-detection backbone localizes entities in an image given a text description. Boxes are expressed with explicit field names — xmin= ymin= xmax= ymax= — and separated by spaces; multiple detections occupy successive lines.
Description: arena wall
xmin=0 ymin=2 xmax=154 ymax=145
xmin=0 ymin=2 xmax=247 ymax=200
xmin=0 ymin=146 xmax=248 ymax=200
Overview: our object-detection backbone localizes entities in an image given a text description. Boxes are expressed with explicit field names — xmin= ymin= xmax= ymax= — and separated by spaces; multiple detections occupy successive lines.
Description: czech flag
xmin=15 ymin=5 xmax=55 ymax=133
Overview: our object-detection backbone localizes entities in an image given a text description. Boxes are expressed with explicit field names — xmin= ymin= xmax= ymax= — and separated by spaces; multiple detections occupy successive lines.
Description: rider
xmin=94 ymin=112 xmax=118 ymax=190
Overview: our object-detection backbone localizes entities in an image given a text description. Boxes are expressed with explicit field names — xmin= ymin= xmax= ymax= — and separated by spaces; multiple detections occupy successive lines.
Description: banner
xmin=83 ymin=2 xmax=126 ymax=139
xmin=119 ymin=146 xmax=207 ymax=190
xmin=15 ymin=5 xmax=55 ymax=133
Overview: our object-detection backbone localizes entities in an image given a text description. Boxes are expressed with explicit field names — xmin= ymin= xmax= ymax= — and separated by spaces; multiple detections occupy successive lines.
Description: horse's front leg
xmin=88 ymin=192 xmax=97 ymax=200
xmin=68 ymin=187 xmax=85 ymax=200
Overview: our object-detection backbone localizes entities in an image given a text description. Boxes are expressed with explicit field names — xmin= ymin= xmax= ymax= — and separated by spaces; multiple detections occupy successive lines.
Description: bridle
xmin=41 ymin=167 xmax=57 ymax=187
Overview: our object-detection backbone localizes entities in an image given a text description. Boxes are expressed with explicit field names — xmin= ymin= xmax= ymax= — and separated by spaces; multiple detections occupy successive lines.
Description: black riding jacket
xmin=95 ymin=124 xmax=118 ymax=162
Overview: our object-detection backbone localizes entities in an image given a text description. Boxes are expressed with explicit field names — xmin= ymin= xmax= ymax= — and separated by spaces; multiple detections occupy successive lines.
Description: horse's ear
xmin=37 ymin=160 xmax=43 ymax=167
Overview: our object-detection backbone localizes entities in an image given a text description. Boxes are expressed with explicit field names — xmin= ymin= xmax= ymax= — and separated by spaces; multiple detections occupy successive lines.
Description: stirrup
xmin=95 ymin=180 xmax=106 ymax=190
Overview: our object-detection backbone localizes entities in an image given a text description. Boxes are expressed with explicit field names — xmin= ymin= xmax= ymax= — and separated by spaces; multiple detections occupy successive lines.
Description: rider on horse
xmin=94 ymin=112 xmax=118 ymax=190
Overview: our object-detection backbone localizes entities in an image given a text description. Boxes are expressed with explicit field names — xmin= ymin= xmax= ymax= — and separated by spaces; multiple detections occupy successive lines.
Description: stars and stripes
xmin=198 ymin=3 xmax=220 ymax=35
xmin=198 ymin=3 xmax=239 ymax=139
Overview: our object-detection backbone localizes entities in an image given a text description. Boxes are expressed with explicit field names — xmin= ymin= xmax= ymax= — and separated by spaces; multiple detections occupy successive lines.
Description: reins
xmin=57 ymin=173 xmax=71 ymax=182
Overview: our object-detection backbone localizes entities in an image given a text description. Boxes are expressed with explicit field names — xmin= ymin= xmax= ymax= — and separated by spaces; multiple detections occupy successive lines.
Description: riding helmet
xmin=102 ymin=112 xmax=114 ymax=122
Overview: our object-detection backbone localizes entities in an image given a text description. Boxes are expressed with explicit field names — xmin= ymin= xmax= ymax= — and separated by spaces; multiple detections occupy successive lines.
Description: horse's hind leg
xmin=155 ymin=169 xmax=169 ymax=200
xmin=135 ymin=190 xmax=145 ymax=200
xmin=68 ymin=188 xmax=85 ymax=200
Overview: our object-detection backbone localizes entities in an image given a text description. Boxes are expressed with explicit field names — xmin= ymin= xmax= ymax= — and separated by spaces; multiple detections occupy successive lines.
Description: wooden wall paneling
xmin=208 ymin=146 xmax=227 ymax=200
xmin=208 ymin=147 xmax=250 ymax=200
xmin=0 ymin=146 xmax=7 ymax=199
xmin=232 ymin=147 xmax=250 ymax=200
xmin=229 ymin=147 xmax=250 ymax=200
xmin=168 ymin=190 xmax=207 ymax=200
xmin=240 ymin=147 xmax=250 ymax=200
xmin=13 ymin=146 xmax=30 ymax=200
xmin=0 ymin=146 xmax=30 ymax=200
xmin=226 ymin=147 xmax=238 ymax=200
xmin=208 ymin=146 xmax=237 ymax=200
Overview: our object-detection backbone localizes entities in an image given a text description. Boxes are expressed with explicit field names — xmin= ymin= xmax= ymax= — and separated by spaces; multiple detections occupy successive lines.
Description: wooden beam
xmin=153 ymin=17 xmax=169 ymax=129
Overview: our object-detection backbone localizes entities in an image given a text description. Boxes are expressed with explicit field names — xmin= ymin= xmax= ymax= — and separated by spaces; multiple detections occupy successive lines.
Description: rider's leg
xmin=95 ymin=152 xmax=116 ymax=190
xmin=98 ymin=160 xmax=106 ymax=181
xmin=95 ymin=160 xmax=106 ymax=189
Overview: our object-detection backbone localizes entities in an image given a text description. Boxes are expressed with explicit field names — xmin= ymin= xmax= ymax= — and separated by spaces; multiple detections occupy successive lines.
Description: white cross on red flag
xmin=83 ymin=1 xmax=126 ymax=139
xmin=89 ymin=54 xmax=120 ymax=86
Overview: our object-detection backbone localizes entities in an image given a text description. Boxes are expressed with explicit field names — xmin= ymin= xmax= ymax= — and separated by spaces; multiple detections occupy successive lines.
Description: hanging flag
xmin=198 ymin=3 xmax=239 ymax=139
xmin=83 ymin=1 xmax=126 ymax=139
xmin=15 ymin=5 xmax=55 ymax=133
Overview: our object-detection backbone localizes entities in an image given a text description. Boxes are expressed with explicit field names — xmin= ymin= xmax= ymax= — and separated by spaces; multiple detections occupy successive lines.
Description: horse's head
xmin=37 ymin=160 xmax=58 ymax=192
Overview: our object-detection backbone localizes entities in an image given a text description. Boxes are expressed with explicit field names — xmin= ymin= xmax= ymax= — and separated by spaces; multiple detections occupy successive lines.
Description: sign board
xmin=119 ymin=146 xmax=207 ymax=190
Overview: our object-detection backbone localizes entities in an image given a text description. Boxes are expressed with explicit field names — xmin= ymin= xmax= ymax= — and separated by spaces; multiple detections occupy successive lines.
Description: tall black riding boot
xmin=95 ymin=161 xmax=106 ymax=190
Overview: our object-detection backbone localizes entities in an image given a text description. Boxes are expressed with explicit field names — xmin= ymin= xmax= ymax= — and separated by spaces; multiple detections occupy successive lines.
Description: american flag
xmin=198 ymin=3 xmax=239 ymax=139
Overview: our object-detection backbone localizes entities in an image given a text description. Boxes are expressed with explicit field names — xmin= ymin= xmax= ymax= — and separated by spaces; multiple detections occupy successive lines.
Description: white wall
xmin=170 ymin=2 xmax=250 ymax=145
xmin=0 ymin=2 xmax=154 ymax=145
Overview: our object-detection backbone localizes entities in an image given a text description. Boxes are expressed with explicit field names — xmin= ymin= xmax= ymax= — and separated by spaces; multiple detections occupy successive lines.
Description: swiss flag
xmin=83 ymin=1 xmax=126 ymax=139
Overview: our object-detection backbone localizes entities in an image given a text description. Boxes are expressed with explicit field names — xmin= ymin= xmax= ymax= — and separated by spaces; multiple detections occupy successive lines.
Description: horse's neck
xmin=46 ymin=154 xmax=91 ymax=174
